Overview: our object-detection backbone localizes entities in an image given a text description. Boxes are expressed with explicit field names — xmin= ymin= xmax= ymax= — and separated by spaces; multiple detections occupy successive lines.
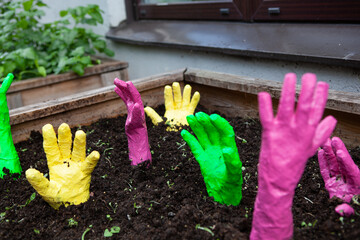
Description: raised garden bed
xmin=2 ymin=69 xmax=360 ymax=239
xmin=6 ymin=59 xmax=129 ymax=110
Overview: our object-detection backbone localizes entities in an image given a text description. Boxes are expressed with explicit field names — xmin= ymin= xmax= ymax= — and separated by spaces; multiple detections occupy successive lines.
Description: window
xmin=131 ymin=0 xmax=360 ymax=22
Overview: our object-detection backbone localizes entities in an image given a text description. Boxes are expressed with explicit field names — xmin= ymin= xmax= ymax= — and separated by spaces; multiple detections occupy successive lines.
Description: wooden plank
xmin=8 ymin=61 xmax=128 ymax=93
xmin=185 ymin=68 xmax=360 ymax=115
xmin=6 ymin=93 xmax=23 ymax=109
xmin=101 ymin=70 xmax=125 ymax=86
xmin=10 ymin=69 xmax=185 ymax=143
xmin=185 ymin=68 xmax=360 ymax=148
xmin=20 ymin=74 xmax=103 ymax=106
xmin=10 ymin=67 xmax=360 ymax=149
xmin=7 ymin=63 xmax=128 ymax=109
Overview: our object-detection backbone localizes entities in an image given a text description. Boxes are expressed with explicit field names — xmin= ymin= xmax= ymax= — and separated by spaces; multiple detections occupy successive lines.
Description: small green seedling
xmin=0 ymin=212 xmax=6 ymax=222
xmin=104 ymin=226 xmax=121 ymax=237
xmin=134 ymin=203 xmax=141 ymax=214
xmin=34 ymin=229 xmax=40 ymax=234
xmin=19 ymin=192 xmax=36 ymax=208
xmin=81 ymin=225 xmax=93 ymax=240
xmin=68 ymin=218 xmax=78 ymax=227
xmin=339 ymin=217 xmax=344 ymax=225
xmin=109 ymin=202 xmax=118 ymax=213
xmin=195 ymin=224 xmax=214 ymax=236
xmin=106 ymin=214 xmax=112 ymax=221
xmin=167 ymin=180 xmax=174 ymax=188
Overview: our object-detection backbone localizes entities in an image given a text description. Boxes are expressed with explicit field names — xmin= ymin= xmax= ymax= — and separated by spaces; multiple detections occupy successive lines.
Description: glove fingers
xmin=71 ymin=130 xmax=86 ymax=162
xmin=58 ymin=123 xmax=72 ymax=160
xmin=210 ymin=114 xmax=237 ymax=149
xmin=164 ymin=85 xmax=174 ymax=111
xmin=187 ymin=114 xmax=211 ymax=150
xmin=114 ymin=86 xmax=126 ymax=103
xmin=182 ymin=85 xmax=191 ymax=107
xmin=312 ymin=115 xmax=337 ymax=154
xmin=295 ymin=73 xmax=317 ymax=125
xmin=331 ymin=137 xmax=350 ymax=156
xmin=26 ymin=168 xmax=50 ymax=197
xmin=172 ymin=82 xmax=182 ymax=109
xmin=276 ymin=73 xmax=296 ymax=122
xmin=82 ymin=151 xmax=100 ymax=175
xmin=0 ymin=73 xmax=14 ymax=93
xmin=196 ymin=112 xmax=220 ymax=146
xmin=126 ymin=81 xmax=142 ymax=105
xmin=336 ymin=150 xmax=360 ymax=186
xmin=144 ymin=106 xmax=163 ymax=125
xmin=223 ymin=147 xmax=242 ymax=178
xmin=114 ymin=78 xmax=128 ymax=103
xmin=129 ymin=103 xmax=145 ymax=128
xmin=188 ymin=91 xmax=200 ymax=114
xmin=42 ymin=124 xmax=61 ymax=166
xmin=317 ymin=149 xmax=331 ymax=183
xmin=309 ymin=82 xmax=329 ymax=126
xmin=332 ymin=137 xmax=360 ymax=186
xmin=258 ymin=92 xmax=274 ymax=129
xmin=181 ymin=129 xmax=205 ymax=164
xmin=322 ymin=138 xmax=340 ymax=177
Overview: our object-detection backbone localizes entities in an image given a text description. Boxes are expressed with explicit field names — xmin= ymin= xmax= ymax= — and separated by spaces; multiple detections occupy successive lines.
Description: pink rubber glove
xmin=335 ymin=203 xmax=354 ymax=217
xmin=318 ymin=137 xmax=360 ymax=203
xmin=114 ymin=79 xmax=152 ymax=166
xmin=250 ymin=73 xmax=337 ymax=240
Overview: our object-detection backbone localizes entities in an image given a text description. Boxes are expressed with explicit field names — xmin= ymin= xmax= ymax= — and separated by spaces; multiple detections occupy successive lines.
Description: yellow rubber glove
xmin=25 ymin=123 xmax=100 ymax=210
xmin=144 ymin=82 xmax=200 ymax=131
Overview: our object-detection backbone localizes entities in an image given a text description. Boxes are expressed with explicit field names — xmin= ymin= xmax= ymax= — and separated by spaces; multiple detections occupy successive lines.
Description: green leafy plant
xmin=0 ymin=0 xmax=114 ymax=81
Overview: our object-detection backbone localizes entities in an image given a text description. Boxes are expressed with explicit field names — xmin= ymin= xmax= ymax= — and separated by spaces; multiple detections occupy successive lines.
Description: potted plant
xmin=0 ymin=0 xmax=128 ymax=109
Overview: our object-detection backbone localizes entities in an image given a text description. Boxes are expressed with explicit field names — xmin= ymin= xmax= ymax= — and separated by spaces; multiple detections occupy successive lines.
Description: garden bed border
xmin=9 ymin=68 xmax=360 ymax=148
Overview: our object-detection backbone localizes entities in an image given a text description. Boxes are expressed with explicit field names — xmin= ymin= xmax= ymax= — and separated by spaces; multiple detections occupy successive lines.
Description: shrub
xmin=0 ymin=0 xmax=114 ymax=81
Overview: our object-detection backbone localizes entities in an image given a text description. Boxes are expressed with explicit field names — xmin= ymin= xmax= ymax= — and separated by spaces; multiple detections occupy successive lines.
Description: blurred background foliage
xmin=0 ymin=0 xmax=114 ymax=81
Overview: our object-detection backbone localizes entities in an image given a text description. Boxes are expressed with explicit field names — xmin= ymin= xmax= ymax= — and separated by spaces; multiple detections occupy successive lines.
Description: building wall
xmin=42 ymin=0 xmax=360 ymax=93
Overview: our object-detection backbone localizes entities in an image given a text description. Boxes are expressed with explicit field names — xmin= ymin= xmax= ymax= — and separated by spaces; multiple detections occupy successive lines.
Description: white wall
xmin=41 ymin=1 xmax=360 ymax=93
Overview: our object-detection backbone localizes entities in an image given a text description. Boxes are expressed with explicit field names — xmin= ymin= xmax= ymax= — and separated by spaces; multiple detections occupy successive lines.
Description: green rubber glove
xmin=181 ymin=112 xmax=243 ymax=206
xmin=0 ymin=73 xmax=21 ymax=178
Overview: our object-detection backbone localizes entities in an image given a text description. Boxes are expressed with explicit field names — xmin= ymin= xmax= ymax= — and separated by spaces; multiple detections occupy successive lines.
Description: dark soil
xmin=1 ymin=105 xmax=360 ymax=240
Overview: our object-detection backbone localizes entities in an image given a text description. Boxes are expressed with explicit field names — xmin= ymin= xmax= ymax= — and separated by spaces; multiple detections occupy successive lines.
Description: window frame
xmin=127 ymin=0 xmax=360 ymax=22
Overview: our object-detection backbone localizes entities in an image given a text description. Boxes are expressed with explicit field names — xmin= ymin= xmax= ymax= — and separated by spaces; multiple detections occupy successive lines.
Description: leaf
xmin=36 ymin=1 xmax=47 ymax=7
xmin=103 ymin=48 xmax=115 ymax=57
xmin=72 ymin=63 xmax=85 ymax=76
xmin=93 ymin=40 xmax=106 ymax=50
xmin=59 ymin=10 xmax=68 ymax=17
xmin=22 ymin=0 xmax=34 ymax=11
xmin=29 ymin=192 xmax=36 ymax=201
xmin=19 ymin=48 xmax=37 ymax=60
xmin=80 ymin=56 xmax=91 ymax=65
xmin=104 ymin=229 xmax=113 ymax=237
xmin=37 ymin=66 xmax=46 ymax=77
xmin=4 ymin=11 xmax=15 ymax=20
xmin=62 ymin=29 xmax=78 ymax=46
xmin=89 ymin=10 xmax=103 ymax=24
xmin=3 ymin=62 xmax=16 ymax=75
xmin=110 ymin=226 xmax=120 ymax=233
xmin=17 ymin=19 xmax=29 ymax=29
xmin=70 ymin=47 xmax=85 ymax=57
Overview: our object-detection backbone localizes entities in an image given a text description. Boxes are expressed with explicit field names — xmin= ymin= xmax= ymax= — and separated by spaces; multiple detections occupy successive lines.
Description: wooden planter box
xmin=6 ymin=60 xmax=129 ymax=109
xmin=10 ymin=68 xmax=360 ymax=148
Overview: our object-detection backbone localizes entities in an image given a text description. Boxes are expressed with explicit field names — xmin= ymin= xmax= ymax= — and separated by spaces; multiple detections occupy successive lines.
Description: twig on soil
xmin=304 ymin=197 xmax=314 ymax=204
